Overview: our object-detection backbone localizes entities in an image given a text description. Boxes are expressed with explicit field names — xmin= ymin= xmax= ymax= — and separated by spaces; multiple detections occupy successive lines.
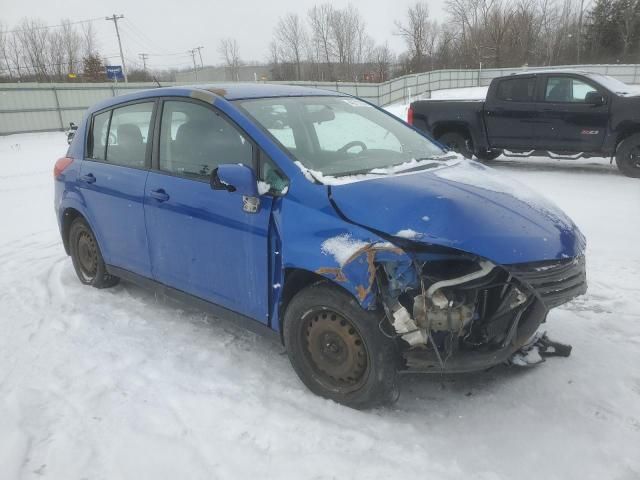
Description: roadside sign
xmin=106 ymin=65 xmax=124 ymax=81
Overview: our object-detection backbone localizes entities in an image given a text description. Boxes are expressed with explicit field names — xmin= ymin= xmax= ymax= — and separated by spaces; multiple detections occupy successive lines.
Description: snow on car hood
xmin=328 ymin=160 xmax=586 ymax=265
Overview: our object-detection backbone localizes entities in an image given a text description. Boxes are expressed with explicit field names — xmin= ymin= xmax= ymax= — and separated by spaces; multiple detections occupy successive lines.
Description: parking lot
xmin=1 ymin=114 xmax=639 ymax=478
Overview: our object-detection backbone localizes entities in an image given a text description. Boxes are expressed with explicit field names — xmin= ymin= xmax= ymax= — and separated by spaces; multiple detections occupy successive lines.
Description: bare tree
xmin=308 ymin=4 xmax=335 ymax=80
xmin=275 ymin=13 xmax=306 ymax=80
xmin=81 ymin=22 xmax=97 ymax=58
xmin=370 ymin=42 xmax=394 ymax=81
xmin=61 ymin=19 xmax=82 ymax=75
xmin=15 ymin=19 xmax=51 ymax=81
xmin=0 ymin=22 xmax=13 ymax=79
xmin=218 ymin=38 xmax=241 ymax=81
xmin=396 ymin=3 xmax=439 ymax=71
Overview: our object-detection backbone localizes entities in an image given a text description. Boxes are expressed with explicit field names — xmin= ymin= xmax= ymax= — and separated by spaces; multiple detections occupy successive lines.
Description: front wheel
xmin=283 ymin=282 xmax=399 ymax=409
xmin=615 ymin=133 xmax=640 ymax=178
xmin=69 ymin=217 xmax=119 ymax=288
xmin=437 ymin=131 xmax=473 ymax=158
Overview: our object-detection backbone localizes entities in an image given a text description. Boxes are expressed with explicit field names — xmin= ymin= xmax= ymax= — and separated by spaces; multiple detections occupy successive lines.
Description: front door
xmin=484 ymin=75 xmax=539 ymax=149
xmin=536 ymin=75 xmax=609 ymax=152
xmin=143 ymin=99 xmax=272 ymax=322
xmin=78 ymin=101 xmax=154 ymax=277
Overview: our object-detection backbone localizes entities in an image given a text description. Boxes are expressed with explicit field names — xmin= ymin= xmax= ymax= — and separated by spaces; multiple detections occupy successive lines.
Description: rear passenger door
xmin=143 ymin=99 xmax=274 ymax=322
xmin=78 ymin=101 xmax=155 ymax=277
xmin=484 ymin=76 xmax=539 ymax=149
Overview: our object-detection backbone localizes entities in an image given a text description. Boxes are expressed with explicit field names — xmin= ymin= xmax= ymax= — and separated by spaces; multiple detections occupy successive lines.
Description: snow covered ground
xmin=1 ymin=101 xmax=639 ymax=479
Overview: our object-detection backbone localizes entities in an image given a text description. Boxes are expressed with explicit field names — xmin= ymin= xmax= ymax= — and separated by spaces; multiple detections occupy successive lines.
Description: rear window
xmin=495 ymin=77 xmax=536 ymax=102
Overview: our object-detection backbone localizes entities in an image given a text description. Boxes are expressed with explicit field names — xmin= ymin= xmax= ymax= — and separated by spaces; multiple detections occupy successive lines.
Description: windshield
xmin=589 ymin=73 xmax=636 ymax=95
xmin=236 ymin=96 xmax=447 ymax=177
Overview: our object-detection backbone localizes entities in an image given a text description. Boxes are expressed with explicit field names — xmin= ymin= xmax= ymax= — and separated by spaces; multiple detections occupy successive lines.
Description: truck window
xmin=545 ymin=77 xmax=598 ymax=103
xmin=495 ymin=77 xmax=536 ymax=102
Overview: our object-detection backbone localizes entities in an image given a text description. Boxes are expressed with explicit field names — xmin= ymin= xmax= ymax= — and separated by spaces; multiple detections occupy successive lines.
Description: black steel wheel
xmin=69 ymin=217 xmax=119 ymax=288
xmin=437 ymin=131 xmax=474 ymax=158
xmin=284 ymin=282 xmax=399 ymax=409
xmin=303 ymin=308 xmax=369 ymax=393
xmin=616 ymin=133 xmax=640 ymax=178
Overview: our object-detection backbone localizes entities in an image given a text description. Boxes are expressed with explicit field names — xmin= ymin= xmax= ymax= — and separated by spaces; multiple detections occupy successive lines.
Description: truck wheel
xmin=475 ymin=149 xmax=503 ymax=162
xmin=616 ymin=133 xmax=640 ymax=178
xmin=438 ymin=131 xmax=473 ymax=158
xmin=69 ymin=217 xmax=120 ymax=289
xmin=283 ymin=282 xmax=399 ymax=409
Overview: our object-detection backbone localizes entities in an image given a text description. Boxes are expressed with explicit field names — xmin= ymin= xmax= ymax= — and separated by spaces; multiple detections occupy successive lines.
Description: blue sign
xmin=106 ymin=65 xmax=124 ymax=81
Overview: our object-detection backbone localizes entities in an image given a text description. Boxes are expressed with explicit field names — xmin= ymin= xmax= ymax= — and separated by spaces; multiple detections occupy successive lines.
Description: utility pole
xmin=188 ymin=48 xmax=198 ymax=81
xmin=106 ymin=14 xmax=128 ymax=83
xmin=195 ymin=46 xmax=204 ymax=68
xmin=139 ymin=53 xmax=149 ymax=71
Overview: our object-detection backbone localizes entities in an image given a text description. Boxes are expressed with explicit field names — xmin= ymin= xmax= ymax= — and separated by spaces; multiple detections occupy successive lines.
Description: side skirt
xmin=106 ymin=265 xmax=281 ymax=343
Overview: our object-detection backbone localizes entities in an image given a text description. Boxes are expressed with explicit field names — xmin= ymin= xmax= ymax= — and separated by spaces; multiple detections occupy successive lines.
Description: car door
xmin=78 ymin=101 xmax=155 ymax=277
xmin=143 ymin=98 xmax=273 ymax=322
xmin=484 ymin=75 xmax=539 ymax=149
xmin=536 ymin=75 xmax=609 ymax=152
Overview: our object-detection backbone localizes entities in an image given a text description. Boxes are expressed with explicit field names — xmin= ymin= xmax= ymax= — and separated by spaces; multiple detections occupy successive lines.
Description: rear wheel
xmin=615 ymin=133 xmax=640 ymax=178
xmin=69 ymin=217 xmax=119 ymax=288
xmin=438 ymin=131 xmax=473 ymax=158
xmin=283 ymin=282 xmax=399 ymax=409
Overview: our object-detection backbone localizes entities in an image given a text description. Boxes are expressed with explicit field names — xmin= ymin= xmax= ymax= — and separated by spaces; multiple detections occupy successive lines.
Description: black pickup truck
xmin=408 ymin=70 xmax=640 ymax=177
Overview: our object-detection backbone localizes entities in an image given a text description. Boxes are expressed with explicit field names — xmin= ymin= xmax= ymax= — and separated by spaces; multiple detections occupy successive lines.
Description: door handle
xmin=79 ymin=173 xmax=96 ymax=184
xmin=150 ymin=189 xmax=170 ymax=202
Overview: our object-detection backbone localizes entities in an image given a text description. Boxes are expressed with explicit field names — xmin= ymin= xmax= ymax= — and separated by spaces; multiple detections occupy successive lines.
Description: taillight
xmin=407 ymin=106 xmax=414 ymax=125
xmin=54 ymin=157 xmax=73 ymax=178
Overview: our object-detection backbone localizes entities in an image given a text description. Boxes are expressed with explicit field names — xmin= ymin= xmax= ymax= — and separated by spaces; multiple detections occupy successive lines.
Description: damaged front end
xmin=375 ymin=248 xmax=587 ymax=373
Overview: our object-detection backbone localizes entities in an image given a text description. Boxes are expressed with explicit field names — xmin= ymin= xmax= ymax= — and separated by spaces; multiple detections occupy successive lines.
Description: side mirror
xmin=211 ymin=164 xmax=259 ymax=197
xmin=585 ymin=91 xmax=605 ymax=106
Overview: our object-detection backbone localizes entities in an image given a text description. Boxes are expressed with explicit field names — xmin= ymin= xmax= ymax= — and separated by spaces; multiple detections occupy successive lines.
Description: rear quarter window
xmin=495 ymin=77 xmax=536 ymax=102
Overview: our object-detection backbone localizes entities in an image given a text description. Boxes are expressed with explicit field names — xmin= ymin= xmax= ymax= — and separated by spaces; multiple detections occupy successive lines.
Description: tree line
xmin=2 ymin=0 xmax=640 ymax=84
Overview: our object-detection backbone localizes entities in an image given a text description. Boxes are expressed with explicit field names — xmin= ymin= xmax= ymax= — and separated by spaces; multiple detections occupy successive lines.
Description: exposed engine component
xmin=413 ymin=291 xmax=474 ymax=333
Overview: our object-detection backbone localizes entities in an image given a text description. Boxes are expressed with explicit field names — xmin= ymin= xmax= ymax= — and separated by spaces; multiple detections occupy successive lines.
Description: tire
xmin=438 ymin=131 xmax=473 ymax=158
xmin=69 ymin=217 xmax=119 ymax=288
xmin=475 ymin=149 xmax=503 ymax=162
xmin=615 ymin=133 xmax=640 ymax=178
xmin=283 ymin=281 xmax=399 ymax=409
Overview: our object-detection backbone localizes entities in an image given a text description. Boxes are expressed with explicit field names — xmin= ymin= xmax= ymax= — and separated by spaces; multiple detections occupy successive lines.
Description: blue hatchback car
xmin=54 ymin=84 xmax=587 ymax=408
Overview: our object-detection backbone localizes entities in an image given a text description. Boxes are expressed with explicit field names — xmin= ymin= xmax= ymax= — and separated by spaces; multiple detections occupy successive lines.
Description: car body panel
xmin=329 ymin=160 xmax=585 ymax=265
xmin=55 ymin=83 xmax=587 ymax=341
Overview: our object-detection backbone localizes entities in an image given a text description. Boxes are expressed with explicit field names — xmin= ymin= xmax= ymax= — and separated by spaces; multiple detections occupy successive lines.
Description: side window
xmin=545 ymin=77 xmax=598 ymax=103
xmin=88 ymin=110 xmax=110 ymax=160
xmin=495 ymin=77 xmax=536 ymax=102
xmin=259 ymin=153 xmax=289 ymax=195
xmin=159 ymin=100 xmax=253 ymax=179
xmin=105 ymin=102 xmax=154 ymax=168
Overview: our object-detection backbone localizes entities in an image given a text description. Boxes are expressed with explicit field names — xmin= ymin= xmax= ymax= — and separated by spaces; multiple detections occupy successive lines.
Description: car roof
xmin=89 ymin=83 xmax=345 ymax=113
xmin=501 ymin=69 xmax=596 ymax=78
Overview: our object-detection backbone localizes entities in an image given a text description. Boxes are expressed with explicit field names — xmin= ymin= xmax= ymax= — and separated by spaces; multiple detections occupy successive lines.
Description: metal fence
xmin=2 ymin=64 xmax=639 ymax=135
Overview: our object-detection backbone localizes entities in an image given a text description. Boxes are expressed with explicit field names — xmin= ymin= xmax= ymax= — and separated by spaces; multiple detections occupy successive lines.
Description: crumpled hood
xmin=329 ymin=160 xmax=585 ymax=265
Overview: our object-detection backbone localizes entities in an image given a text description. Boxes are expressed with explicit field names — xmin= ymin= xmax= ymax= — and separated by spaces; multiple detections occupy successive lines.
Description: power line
xmin=4 ymin=17 xmax=104 ymax=34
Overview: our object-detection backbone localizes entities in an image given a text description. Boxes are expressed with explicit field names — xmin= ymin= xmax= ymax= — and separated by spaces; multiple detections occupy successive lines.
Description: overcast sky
xmin=3 ymin=0 xmax=448 ymax=70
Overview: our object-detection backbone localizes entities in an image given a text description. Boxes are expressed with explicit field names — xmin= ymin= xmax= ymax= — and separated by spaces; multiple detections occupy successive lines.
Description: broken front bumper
xmin=398 ymin=256 xmax=587 ymax=373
